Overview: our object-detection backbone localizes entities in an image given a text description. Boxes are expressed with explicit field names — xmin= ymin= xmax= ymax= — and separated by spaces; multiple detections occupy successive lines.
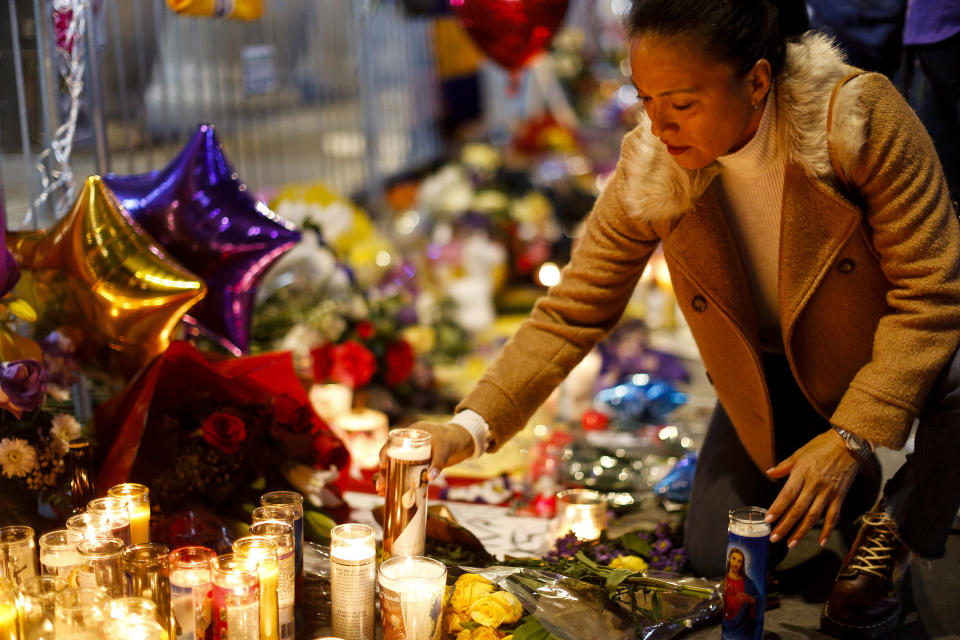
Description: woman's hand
xmin=764 ymin=429 xmax=861 ymax=548
xmin=375 ymin=421 xmax=476 ymax=495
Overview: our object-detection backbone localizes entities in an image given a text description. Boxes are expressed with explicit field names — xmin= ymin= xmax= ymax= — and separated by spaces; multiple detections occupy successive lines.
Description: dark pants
xmin=907 ymin=31 xmax=960 ymax=203
xmin=684 ymin=351 xmax=960 ymax=578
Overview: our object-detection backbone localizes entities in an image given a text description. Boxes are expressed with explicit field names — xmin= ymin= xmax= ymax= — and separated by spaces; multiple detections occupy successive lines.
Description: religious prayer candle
xmin=377 ymin=556 xmax=446 ymax=640
xmin=108 ymin=483 xmax=151 ymax=545
xmin=232 ymin=536 xmax=279 ymax=640
xmin=104 ymin=616 xmax=167 ymax=640
xmin=722 ymin=507 xmax=770 ymax=640
xmin=211 ymin=554 xmax=259 ymax=640
xmin=247 ymin=521 xmax=295 ymax=640
xmin=383 ymin=429 xmax=432 ymax=558
xmin=38 ymin=530 xmax=83 ymax=580
xmin=169 ymin=546 xmax=215 ymax=640
xmin=0 ymin=525 xmax=37 ymax=586
xmin=330 ymin=523 xmax=376 ymax=640
xmin=259 ymin=492 xmax=304 ymax=580
xmin=85 ymin=497 xmax=132 ymax=545
xmin=122 ymin=543 xmax=172 ymax=638
xmin=65 ymin=512 xmax=112 ymax=543
xmin=54 ymin=585 xmax=107 ymax=640
xmin=554 ymin=489 xmax=607 ymax=542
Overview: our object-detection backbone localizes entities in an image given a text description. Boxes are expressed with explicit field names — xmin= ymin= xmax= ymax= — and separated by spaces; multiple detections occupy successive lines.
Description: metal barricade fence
xmin=0 ymin=0 xmax=443 ymax=230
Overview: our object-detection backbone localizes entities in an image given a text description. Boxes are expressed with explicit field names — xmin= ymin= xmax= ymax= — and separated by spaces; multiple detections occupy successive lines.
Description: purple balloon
xmin=0 ymin=200 xmax=20 ymax=299
xmin=104 ymin=124 xmax=300 ymax=354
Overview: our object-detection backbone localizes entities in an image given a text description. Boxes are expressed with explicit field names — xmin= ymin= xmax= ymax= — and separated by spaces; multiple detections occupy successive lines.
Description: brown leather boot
xmin=820 ymin=508 xmax=911 ymax=639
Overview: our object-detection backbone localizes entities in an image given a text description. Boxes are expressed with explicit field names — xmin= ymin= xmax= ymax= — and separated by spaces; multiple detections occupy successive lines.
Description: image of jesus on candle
xmin=722 ymin=547 xmax=761 ymax=640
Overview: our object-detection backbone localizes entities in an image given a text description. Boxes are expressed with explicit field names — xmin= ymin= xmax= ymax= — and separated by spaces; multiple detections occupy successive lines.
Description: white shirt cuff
xmin=449 ymin=409 xmax=490 ymax=459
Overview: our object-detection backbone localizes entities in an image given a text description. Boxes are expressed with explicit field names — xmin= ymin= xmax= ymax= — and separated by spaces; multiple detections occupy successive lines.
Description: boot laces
xmin=847 ymin=511 xmax=898 ymax=580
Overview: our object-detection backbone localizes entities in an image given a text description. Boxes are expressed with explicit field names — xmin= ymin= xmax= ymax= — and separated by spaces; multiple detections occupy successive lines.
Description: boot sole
xmin=819 ymin=603 xmax=901 ymax=640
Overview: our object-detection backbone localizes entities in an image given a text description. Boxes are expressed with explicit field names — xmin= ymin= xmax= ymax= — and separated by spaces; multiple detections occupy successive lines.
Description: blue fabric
xmin=903 ymin=0 xmax=960 ymax=45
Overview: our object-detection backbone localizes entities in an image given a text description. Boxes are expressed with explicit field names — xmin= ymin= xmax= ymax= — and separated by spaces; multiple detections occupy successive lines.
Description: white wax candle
xmin=330 ymin=524 xmax=376 ymax=640
xmin=386 ymin=441 xmax=431 ymax=461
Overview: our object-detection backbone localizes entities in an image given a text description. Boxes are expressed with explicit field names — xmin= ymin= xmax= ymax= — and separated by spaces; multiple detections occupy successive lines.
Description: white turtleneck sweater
xmin=715 ymin=89 xmax=786 ymax=337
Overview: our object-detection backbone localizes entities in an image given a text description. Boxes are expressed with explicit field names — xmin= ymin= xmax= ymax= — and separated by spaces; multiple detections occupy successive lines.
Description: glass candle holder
xmin=259 ymin=492 xmax=303 ymax=580
xmin=76 ymin=537 xmax=124 ymax=597
xmin=722 ymin=507 xmax=770 ymax=640
xmin=108 ymin=483 xmax=151 ymax=545
xmin=377 ymin=556 xmax=446 ymax=640
xmin=332 ymin=408 xmax=390 ymax=470
xmin=233 ymin=536 xmax=280 ymax=640
xmin=211 ymin=554 xmax=260 ymax=640
xmin=330 ymin=523 xmax=376 ymax=640
xmin=383 ymin=429 xmax=432 ymax=558
xmin=85 ymin=497 xmax=132 ymax=545
xmin=248 ymin=520 xmax=295 ymax=639
xmin=121 ymin=543 xmax=171 ymax=636
xmin=17 ymin=574 xmax=67 ymax=640
xmin=309 ymin=383 xmax=353 ymax=423
xmin=65 ymin=512 xmax=113 ymax=542
xmin=104 ymin=616 xmax=167 ymax=640
xmin=38 ymin=529 xmax=83 ymax=580
xmin=554 ymin=489 xmax=607 ymax=541
xmin=169 ymin=546 xmax=215 ymax=640
xmin=0 ymin=577 xmax=17 ymax=640
xmin=0 ymin=525 xmax=37 ymax=586
xmin=54 ymin=585 xmax=107 ymax=640
xmin=107 ymin=596 xmax=162 ymax=627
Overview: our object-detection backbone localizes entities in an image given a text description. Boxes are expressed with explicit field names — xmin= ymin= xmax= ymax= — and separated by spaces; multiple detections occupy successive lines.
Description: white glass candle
xmin=384 ymin=429 xmax=432 ymax=558
xmin=333 ymin=409 xmax=389 ymax=470
xmin=248 ymin=520 xmax=295 ymax=640
xmin=554 ymin=489 xmax=607 ymax=541
xmin=377 ymin=556 xmax=446 ymax=640
xmin=259 ymin=491 xmax=303 ymax=582
xmin=309 ymin=383 xmax=353 ymax=423
xmin=38 ymin=530 xmax=83 ymax=580
xmin=65 ymin=512 xmax=112 ymax=543
xmin=0 ymin=525 xmax=37 ymax=586
xmin=330 ymin=524 xmax=376 ymax=640
xmin=108 ymin=483 xmax=151 ymax=545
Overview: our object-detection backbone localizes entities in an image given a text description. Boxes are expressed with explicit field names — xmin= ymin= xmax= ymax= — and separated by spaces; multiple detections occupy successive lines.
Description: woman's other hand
xmin=375 ymin=421 xmax=476 ymax=495
xmin=764 ymin=429 xmax=861 ymax=548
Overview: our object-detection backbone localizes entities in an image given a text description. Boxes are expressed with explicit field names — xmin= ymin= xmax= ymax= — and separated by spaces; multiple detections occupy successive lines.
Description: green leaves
xmin=512 ymin=615 xmax=559 ymax=640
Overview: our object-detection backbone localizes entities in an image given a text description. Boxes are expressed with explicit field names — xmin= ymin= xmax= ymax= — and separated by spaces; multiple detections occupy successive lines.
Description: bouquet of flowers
xmin=0 ymin=252 xmax=85 ymax=526
xmin=93 ymin=340 xmax=350 ymax=538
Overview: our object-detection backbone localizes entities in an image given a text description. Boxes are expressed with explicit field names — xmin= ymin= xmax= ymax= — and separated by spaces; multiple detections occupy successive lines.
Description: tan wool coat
xmin=458 ymin=34 xmax=960 ymax=471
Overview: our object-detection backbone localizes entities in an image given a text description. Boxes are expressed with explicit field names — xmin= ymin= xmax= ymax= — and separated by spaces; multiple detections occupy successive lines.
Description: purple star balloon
xmin=104 ymin=124 xmax=300 ymax=354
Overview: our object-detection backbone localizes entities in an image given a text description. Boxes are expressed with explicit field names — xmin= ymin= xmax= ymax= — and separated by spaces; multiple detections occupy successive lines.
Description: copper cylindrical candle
xmin=122 ymin=543 xmax=171 ymax=636
xmin=383 ymin=429 xmax=431 ymax=558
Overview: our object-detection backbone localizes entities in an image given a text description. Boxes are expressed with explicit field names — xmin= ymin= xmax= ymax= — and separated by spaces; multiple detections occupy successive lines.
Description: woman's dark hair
xmin=626 ymin=0 xmax=809 ymax=77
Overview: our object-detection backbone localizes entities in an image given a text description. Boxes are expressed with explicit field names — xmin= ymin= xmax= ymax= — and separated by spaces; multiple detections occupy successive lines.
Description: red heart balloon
xmin=452 ymin=0 xmax=570 ymax=73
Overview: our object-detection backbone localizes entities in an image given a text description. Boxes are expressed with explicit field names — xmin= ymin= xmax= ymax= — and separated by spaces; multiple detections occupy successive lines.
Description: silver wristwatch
xmin=831 ymin=425 xmax=873 ymax=463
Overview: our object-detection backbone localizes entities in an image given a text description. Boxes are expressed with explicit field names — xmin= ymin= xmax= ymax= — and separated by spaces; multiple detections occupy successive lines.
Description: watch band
xmin=831 ymin=425 xmax=873 ymax=463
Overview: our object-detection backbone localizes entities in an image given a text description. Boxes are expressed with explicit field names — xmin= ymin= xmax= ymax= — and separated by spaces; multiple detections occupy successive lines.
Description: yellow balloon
xmin=165 ymin=0 xmax=262 ymax=20
xmin=6 ymin=177 xmax=206 ymax=380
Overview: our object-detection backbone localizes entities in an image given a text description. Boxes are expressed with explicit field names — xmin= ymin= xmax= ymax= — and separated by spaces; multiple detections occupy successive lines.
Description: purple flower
xmin=593 ymin=544 xmax=624 ymax=564
xmin=668 ymin=548 xmax=688 ymax=572
xmin=653 ymin=522 xmax=671 ymax=540
xmin=0 ymin=360 xmax=47 ymax=411
xmin=653 ymin=538 xmax=673 ymax=555
xmin=554 ymin=532 xmax=582 ymax=559
xmin=649 ymin=553 xmax=668 ymax=570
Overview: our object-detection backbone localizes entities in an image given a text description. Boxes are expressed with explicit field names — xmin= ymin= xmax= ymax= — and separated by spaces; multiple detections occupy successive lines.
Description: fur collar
xmin=620 ymin=32 xmax=866 ymax=222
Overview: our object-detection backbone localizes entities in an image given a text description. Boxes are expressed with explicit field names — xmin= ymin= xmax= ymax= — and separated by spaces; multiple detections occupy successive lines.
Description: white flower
xmin=0 ymin=438 xmax=37 ymax=478
xmin=50 ymin=414 xmax=82 ymax=446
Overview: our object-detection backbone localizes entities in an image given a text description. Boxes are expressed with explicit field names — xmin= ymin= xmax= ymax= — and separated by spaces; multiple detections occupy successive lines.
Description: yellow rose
xmin=451 ymin=574 xmax=496 ymax=614
xmin=463 ymin=628 xmax=506 ymax=640
xmin=444 ymin=608 xmax=470 ymax=634
xmin=609 ymin=555 xmax=648 ymax=573
xmin=469 ymin=591 xmax=523 ymax=628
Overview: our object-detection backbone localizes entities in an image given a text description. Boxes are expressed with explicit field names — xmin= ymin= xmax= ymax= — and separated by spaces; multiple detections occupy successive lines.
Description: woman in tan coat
xmin=380 ymin=1 xmax=960 ymax=636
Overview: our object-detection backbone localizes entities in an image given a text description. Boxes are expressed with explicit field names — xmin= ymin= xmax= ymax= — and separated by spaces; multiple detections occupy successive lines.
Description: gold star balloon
xmin=6 ymin=176 xmax=206 ymax=380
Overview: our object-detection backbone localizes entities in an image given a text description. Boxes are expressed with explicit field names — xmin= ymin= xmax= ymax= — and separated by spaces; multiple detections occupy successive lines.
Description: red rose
xmin=329 ymin=341 xmax=376 ymax=389
xmin=385 ymin=340 xmax=415 ymax=386
xmin=201 ymin=411 xmax=247 ymax=454
xmin=355 ymin=321 xmax=376 ymax=340
xmin=310 ymin=344 xmax=334 ymax=382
